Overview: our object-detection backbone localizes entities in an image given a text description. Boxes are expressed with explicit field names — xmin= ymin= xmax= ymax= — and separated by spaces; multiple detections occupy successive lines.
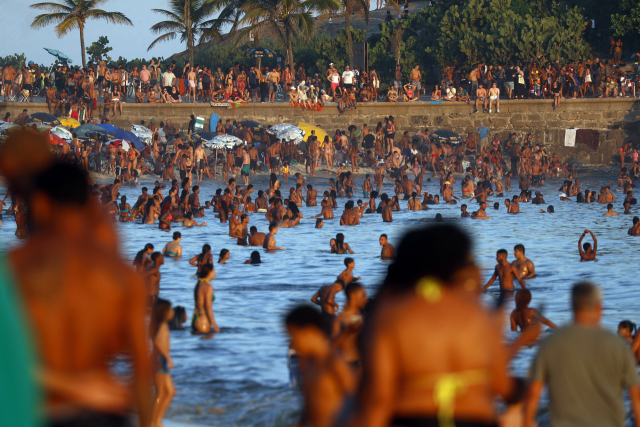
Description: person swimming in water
xmin=510 ymin=289 xmax=556 ymax=331
xmin=189 ymin=244 xmax=213 ymax=274
xmin=578 ymin=229 xmax=597 ymax=261
xmin=162 ymin=231 xmax=182 ymax=258
xmin=481 ymin=249 xmax=526 ymax=292
xmin=244 ymin=251 xmax=262 ymax=264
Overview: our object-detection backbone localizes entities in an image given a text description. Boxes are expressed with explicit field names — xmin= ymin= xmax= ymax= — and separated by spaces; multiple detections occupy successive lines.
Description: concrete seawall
xmin=2 ymin=99 xmax=639 ymax=165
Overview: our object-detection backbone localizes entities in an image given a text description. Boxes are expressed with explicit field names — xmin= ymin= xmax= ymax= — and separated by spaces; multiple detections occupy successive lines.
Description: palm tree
xmin=239 ymin=0 xmax=341 ymax=73
xmin=341 ymin=0 xmax=369 ymax=67
xmin=30 ymin=0 xmax=133 ymax=68
xmin=148 ymin=0 xmax=224 ymax=66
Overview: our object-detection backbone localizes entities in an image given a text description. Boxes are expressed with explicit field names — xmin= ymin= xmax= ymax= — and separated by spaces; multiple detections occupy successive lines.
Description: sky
xmin=0 ymin=0 xmax=189 ymax=66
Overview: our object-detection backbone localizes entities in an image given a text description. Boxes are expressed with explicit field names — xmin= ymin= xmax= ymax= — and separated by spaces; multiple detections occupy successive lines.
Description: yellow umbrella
xmin=58 ymin=117 xmax=81 ymax=129
xmin=298 ymin=122 xmax=329 ymax=146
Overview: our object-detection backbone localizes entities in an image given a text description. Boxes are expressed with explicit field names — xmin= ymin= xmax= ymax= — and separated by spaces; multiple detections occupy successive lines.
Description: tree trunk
xmin=185 ymin=0 xmax=194 ymax=64
xmin=255 ymin=30 xmax=261 ymax=70
xmin=79 ymin=24 xmax=86 ymax=68
xmin=286 ymin=27 xmax=294 ymax=75
xmin=346 ymin=3 xmax=353 ymax=67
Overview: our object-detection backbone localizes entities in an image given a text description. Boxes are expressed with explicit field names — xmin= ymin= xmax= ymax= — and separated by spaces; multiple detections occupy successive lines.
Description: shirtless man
xmin=340 ymin=201 xmax=360 ymax=226
xmin=230 ymin=214 xmax=249 ymax=245
xmin=474 ymin=83 xmax=488 ymax=113
xmin=263 ymin=223 xmax=285 ymax=252
xmin=268 ymin=67 xmax=280 ymax=103
xmin=311 ymin=279 xmax=346 ymax=333
xmin=46 ymin=86 xmax=59 ymax=115
xmin=311 ymin=199 xmax=335 ymax=220
xmin=381 ymin=197 xmax=393 ymax=222
xmin=508 ymin=195 xmax=520 ymax=214
xmin=379 ymin=234 xmax=395 ymax=260
xmin=248 ymin=226 xmax=266 ymax=246
xmin=3 ymin=64 xmax=15 ymax=102
xmin=194 ymin=143 xmax=206 ymax=182
xmin=578 ymin=229 xmax=597 ymax=261
xmin=5 ymin=161 xmax=152 ymax=427
xmin=331 ymin=281 xmax=368 ymax=369
xmin=488 ymin=82 xmax=500 ymax=113
xmin=472 ymin=201 xmax=491 ymax=219
xmin=23 ymin=66 xmax=35 ymax=102
xmin=604 ymin=203 xmax=619 ymax=216
xmin=511 ymin=244 xmax=536 ymax=279
xmin=481 ymin=249 xmax=526 ymax=291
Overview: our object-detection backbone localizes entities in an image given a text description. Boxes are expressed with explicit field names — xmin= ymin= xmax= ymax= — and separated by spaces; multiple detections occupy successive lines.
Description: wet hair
xmin=345 ymin=200 xmax=354 ymax=209
xmin=548 ymin=205 xmax=554 ymax=212
xmin=435 ymin=213 xmax=443 ymax=222
xmin=514 ymin=244 xmax=525 ymax=254
xmin=269 ymin=223 xmax=277 ymax=231
xmin=249 ymin=251 xmax=262 ymax=264
xmin=619 ymin=320 xmax=637 ymax=335
xmin=168 ymin=305 xmax=186 ymax=330
xmin=34 ymin=162 xmax=89 ymax=206
xmin=344 ymin=257 xmax=354 ymax=267
xmin=202 ymin=244 xmax=211 ymax=253
xmin=634 ymin=216 xmax=640 ymax=225
xmin=515 ymin=289 xmax=532 ymax=310
xmin=383 ymin=225 xmax=472 ymax=292
xmin=497 ymin=249 xmax=508 ymax=256
xmin=335 ymin=233 xmax=345 ymax=253
xmin=173 ymin=231 xmax=181 ymax=240
xmin=316 ymin=218 xmax=323 ymax=226
xmin=583 ymin=242 xmax=591 ymax=251
xmin=288 ymin=201 xmax=300 ymax=219
xmin=285 ymin=305 xmax=324 ymax=332
xmin=572 ymin=282 xmax=601 ymax=313
xmin=218 ymin=248 xmax=229 ymax=262
xmin=149 ymin=298 xmax=172 ymax=337
xmin=144 ymin=243 xmax=154 ymax=251
xmin=380 ymin=233 xmax=388 ymax=240
xmin=345 ymin=282 xmax=363 ymax=300
xmin=493 ymin=202 xmax=499 ymax=209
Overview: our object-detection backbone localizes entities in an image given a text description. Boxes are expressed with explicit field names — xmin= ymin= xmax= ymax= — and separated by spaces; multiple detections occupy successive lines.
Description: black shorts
xmin=235 ymin=157 xmax=243 ymax=167
xmin=270 ymin=157 xmax=280 ymax=168
xmin=97 ymin=76 xmax=104 ymax=83
xmin=344 ymin=83 xmax=353 ymax=89
xmin=250 ymin=159 xmax=257 ymax=170
xmin=197 ymin=159 xmax=205 ymax=171
xmin=179 ymin=170 xmax=186 ymax=180
xmin=202 ymin=81 xmax=211 ymax=90
xmin=23 ymin=84 xmax=32 ymax=91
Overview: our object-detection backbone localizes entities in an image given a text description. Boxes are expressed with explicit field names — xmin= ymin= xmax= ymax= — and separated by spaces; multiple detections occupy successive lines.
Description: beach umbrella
xmin=209 ymin=134 xmax=243 ymax=146
xmin=74 ymin=124 xmax=109 ymax=139
xmin=240 ymin=120 xmax=266 ymax=132
xmin=107 ymin=139 xmax=131 ymax=151
xmin=191 ymin=131 xmax=216 ymax=144
xmin=277 ymin=127 xmax=305 ymax=143
xmin=110 ymin=129 xmax=144 ymax=150
xmin=44 ymin=48 xmax=72 ymax=63
xmin=98 ymin=123 xmax=118 ymax=132
xmin=131 ymin=125 xmax=153 ymax=145
xmin=24 ymin=122 xmax=51 ymax=132
xmin=431 ymin=129 xmax=461 ymax=143
xmin=47 ymin=126 xmax=73 ymax=141
xmin=27 ymin=112 xmax=61 ymax=126
xmin=58 ymin=117 xmax=81 ymax=128
xmin=297 ymin=122 xmax=328 ymax=143
xmin=244 ymin=47 xmax=277 ymax=58
xmin=267 ymin=123 xmax=296 ymax=135
xmin=45 ymin=131 xmax=66 ymax=146
xmin=0 ymin=121 xmax=18 ymax=133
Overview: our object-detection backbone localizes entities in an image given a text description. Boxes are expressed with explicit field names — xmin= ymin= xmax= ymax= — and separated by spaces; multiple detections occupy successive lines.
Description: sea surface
xmin=2 ymin=166 xmax=639 ymax=426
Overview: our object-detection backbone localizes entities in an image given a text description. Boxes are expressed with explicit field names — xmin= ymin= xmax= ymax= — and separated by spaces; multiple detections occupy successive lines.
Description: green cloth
xmin=0 ymin=255 xmax=42 ymax=427
xmin=530 ymin=324 xmax=640 ymax=427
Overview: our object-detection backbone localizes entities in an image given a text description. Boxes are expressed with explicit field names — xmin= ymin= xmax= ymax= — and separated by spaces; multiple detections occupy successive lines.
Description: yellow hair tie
xmin=416 ymin=277 xmax=442 ymax=302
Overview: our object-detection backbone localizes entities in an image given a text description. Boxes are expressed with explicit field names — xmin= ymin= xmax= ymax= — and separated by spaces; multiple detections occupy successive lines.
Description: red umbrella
xmin=107 ymin=139 xmax=131 ymax=151
xmin=45 ymin=131 xmax=66 ymax=146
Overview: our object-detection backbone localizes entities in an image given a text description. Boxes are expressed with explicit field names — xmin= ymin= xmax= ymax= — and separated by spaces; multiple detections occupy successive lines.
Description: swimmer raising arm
xmin=578 ymin=230 xmax=597 ymax=261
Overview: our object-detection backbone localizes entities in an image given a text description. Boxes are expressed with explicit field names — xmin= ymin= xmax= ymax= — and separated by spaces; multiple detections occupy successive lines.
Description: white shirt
xmin=163 ymin=72 xmax=175 ymax=87
xmin=331 ymin=74 xmax=340 ymax=83
xmin=342 ymin=71 xmax=354 ymax=84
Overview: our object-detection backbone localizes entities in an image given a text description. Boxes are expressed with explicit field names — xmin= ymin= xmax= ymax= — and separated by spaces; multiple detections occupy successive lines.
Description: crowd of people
xmin=3 ymin=98 xmax=640 ymax=427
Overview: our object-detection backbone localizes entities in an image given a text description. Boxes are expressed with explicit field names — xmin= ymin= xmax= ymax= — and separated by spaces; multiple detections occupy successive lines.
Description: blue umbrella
xmin=98 ymin=123 xmax=118 ymax=132
xmin=44 ymin=48 xmax=72 ymax=63
xmin=111 ymin=129 xmax=144 ymax=150
xmin=74 ymin=124 xmax=109 ymax=139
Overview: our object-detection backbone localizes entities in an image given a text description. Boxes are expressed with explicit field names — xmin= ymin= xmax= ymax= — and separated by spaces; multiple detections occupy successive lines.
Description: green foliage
xmin=86 ymin=36 xmax=113 ymax=63
xmin=436 ymin=0 xmax=590 ymax=67
xmin=611 ymin=0 xmax=640 ymax=36
xmin=0 ymin=53 xmax=27 ymax=68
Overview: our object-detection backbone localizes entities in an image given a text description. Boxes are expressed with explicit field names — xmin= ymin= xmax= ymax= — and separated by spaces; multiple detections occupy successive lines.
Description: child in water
xmin=510 ymin=289 xmax=557 ymax=331
xmin=150 ymin=298 xmax=176 ymax=427
xmin=283 ymin=161 xmax=290 ymax=183
xmin=618 ymin=320 xmax=636 ymax=344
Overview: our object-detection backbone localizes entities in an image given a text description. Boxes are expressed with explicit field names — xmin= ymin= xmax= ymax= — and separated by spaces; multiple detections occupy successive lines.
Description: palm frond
xmin=147 ymin=32 xmax=178 ymax=51
xmin=150 ymin=20 xmax=186 ymax=33
xmin=30 ymin=12 xmax=70 ymax=29
xmin=150 ymin=8 xmax=183 ymax=22
xmin=55 ymin=15 xmax=80 ymax=36
xmin=86 ymin=10 xmax=133 ymax=25
xmin=29 ymin=2 xmax=73 ymax=12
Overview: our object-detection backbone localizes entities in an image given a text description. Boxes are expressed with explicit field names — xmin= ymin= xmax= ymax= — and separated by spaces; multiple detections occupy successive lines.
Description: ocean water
xmin=1 ymin=166 xmax=638 ymax=426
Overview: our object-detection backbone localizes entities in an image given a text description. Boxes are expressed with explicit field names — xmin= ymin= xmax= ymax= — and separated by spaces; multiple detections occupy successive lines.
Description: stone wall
xmin=3 ymin=98 xmax=640 ymax=165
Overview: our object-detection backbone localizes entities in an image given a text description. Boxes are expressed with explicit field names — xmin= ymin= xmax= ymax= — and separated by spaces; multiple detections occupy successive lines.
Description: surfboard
xmin=209 ymin=113 xmax=219 ymax=132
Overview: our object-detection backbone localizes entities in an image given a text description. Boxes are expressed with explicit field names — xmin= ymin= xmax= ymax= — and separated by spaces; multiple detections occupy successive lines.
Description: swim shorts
xmin=250 ymin=159 xmax=257 ymax=170
xmin=241 ymin=165 xmax=250 ymax=176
